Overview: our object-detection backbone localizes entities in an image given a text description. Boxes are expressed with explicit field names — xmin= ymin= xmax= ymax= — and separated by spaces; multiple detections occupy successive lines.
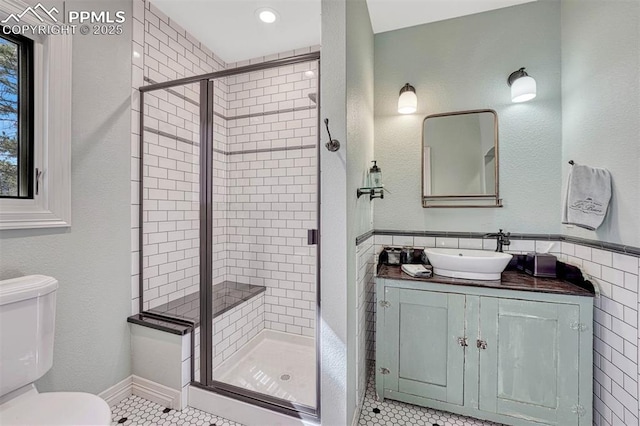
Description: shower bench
xmin=126 ymin=281 xmax=266 ymax=409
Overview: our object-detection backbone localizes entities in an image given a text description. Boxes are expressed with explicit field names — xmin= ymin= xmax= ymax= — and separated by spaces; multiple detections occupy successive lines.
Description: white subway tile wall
xmin=142 ymin=84 xmax=202 ymax=310
xmin=131 ymin=0 xmax=144 ymax=314
xmin=192 ymin=294 xmax=265 ymax=385
xmin=133 ymin=0 xmax=227 ymax=312
xmin=213 ymin=294 xmax=265 ymax=368
xmin=133 ymin=0 xmax=320 ymax=337
xmin=357 ymin=234 xmax=640 ymax=426
xmin=223 ymin=60 xmax=318 ymax=337
xmin=560 ymin=245 xmax=640 ymax=426
xmin=356 ymin=236 xmax=375 ymax=406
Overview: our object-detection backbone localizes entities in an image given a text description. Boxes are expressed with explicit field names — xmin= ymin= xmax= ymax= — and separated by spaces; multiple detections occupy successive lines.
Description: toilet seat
xmin=0 ymin=391 xmax=111 ymax=425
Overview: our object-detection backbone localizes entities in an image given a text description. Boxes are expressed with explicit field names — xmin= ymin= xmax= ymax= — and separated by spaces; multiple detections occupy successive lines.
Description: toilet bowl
xmin=0 ymin=275 xmax=112 ymax=425
xmin=0 ymin=385 xmax=111 ymax=425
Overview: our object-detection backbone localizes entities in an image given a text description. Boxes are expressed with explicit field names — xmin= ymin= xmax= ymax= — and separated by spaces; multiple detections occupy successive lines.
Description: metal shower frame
xmin=138 ymin=51 xmax=322 ymax=421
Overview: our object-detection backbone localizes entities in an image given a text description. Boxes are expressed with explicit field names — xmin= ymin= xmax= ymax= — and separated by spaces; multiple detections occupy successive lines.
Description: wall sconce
xmin=398 ymin=83 xmax=417 ymax=114
xmin=507 ymin=67 xmax=536 ymax=103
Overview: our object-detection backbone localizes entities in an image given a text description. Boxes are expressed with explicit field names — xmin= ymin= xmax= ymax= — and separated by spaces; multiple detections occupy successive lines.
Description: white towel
xmin=562 ymin=164 xmax=612 ymax=230
xmin=401 ymin=264 xmax=433 ymax=278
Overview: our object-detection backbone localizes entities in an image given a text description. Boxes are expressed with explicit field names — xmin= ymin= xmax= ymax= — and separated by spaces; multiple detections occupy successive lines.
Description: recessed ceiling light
xmin=256 ymin=8 xmax=278 ymax=24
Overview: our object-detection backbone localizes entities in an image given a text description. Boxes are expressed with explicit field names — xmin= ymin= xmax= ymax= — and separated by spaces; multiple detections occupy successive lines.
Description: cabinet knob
xmin=457 ymin=337 xmax=468 ymax=347
xmin=477 ymin=339 xmax=488 ymax=350
xmin=571 ymin=405 xmax=586 ymax=417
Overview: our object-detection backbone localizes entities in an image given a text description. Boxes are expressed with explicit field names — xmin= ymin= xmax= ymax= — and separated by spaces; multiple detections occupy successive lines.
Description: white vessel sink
xmin=423 ymin=248 xmax=513 ymax=281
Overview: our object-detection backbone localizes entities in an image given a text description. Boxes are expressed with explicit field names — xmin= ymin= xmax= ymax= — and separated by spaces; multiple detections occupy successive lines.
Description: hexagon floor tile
xmin=357 ymin=371 xmax=503 ymax=426
xmin=110 ymin=373 xmax=501 ymax=425
xmin=110 ymin=395 xmax=243 ymax=426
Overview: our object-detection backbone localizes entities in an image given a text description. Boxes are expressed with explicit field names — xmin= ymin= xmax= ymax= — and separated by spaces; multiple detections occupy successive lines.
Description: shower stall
xmin=138 ymin=52 xmax=320 ymax=419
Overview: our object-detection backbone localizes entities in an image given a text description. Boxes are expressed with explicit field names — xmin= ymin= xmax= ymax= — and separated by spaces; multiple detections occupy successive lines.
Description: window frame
xmin=0 ymin=30 xmax=34 ymax=199
xmin=0 ymin=0 xmax=72 ymax=230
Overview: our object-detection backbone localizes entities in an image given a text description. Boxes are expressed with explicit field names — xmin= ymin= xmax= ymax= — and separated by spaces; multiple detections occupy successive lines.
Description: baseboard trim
xmin=132 ymin=375 xmax=182 ymax=409
xmin=98 ymin=375 xmax=132 ymax=407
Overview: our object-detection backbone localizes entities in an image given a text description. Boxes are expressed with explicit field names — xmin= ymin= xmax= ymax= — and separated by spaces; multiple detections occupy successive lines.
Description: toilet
xmin=0 ymin=275 xmax=111 ymax=425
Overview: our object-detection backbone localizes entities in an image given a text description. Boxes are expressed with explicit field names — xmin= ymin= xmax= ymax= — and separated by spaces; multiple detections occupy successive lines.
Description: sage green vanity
xmin=375 ymin=266 xmax=593 ymax=426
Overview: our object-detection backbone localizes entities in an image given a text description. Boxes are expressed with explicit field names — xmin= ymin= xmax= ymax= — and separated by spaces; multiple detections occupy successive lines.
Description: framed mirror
xmin=422 ymin=109 xmax=502 ymax=208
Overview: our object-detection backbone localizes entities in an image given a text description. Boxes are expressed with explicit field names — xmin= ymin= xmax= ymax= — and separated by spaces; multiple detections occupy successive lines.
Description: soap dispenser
xmin=369 ymin=161 xmax=382 ymax=188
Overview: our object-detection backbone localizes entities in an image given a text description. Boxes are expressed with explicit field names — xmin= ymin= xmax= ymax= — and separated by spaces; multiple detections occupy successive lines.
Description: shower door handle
xmin=308 ymin=229 xmax=318 ymax=245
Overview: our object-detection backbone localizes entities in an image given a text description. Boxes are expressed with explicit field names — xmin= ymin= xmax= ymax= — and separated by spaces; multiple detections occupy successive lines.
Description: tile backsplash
xmin=356 ymin=231 xmax=640 ymax=426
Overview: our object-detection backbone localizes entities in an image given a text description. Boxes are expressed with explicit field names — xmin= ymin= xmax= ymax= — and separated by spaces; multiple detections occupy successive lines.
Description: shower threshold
xmin=214 ymin=329 xmax=316 ymax=408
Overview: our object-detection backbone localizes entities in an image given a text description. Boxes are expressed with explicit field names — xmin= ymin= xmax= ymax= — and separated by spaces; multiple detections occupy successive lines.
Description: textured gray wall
xmin=320 ymin=0 xmax=349 ymax=423
xmin=561 ymin=0 xmax=640 ymax=246
xmin=319 ymin=0 xmax=374 ymax=423
xmin=373 ymin=1 xmax=562 ymax=234
xmin=0 ymin=0 xmax=133 ymax=394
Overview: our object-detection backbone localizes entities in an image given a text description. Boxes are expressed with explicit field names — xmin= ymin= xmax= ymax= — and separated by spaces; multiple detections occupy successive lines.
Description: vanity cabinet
xmin=380 ymin=288 xmax=466 ymax=406
xmin=376 ymin=277 xmax=593 ymax=426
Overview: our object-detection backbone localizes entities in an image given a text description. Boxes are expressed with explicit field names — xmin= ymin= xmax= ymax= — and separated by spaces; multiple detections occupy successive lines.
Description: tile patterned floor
xmin=357 ymin=371 xmax=502 ymax=426
xmin=110 ymin=395 xmax=242 ymax=426
xmin=111 ymin=374 xmax=499 ymax=426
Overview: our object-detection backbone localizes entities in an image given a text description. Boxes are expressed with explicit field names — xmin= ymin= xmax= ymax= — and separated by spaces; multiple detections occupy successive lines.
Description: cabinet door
xmin=479 ymin=297 xmax=580 ymax=425
xmin=383 ymin=287 xmax=466 ymax=405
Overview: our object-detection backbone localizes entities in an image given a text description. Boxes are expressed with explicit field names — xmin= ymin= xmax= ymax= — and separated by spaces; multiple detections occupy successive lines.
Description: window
xmin=0 ymin=31 xmax=33 ymax=198
xmin=0 ymin=0 xmax=72 ymax=230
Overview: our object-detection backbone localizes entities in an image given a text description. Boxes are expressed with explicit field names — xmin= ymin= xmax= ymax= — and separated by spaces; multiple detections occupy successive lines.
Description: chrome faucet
xmin=484 ymin=229 xmax=511 ymax=252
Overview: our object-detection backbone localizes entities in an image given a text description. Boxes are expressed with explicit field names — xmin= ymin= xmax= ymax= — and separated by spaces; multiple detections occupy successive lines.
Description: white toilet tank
xmin=0 ymin=275 xmax=58 ymax=397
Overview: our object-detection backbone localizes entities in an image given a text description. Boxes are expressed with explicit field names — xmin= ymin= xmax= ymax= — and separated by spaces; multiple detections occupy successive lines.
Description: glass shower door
xmin=203 ymin=58 xmax=320 ymax=415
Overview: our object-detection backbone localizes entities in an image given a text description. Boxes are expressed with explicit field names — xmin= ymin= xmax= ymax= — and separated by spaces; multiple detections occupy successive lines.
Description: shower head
xmin=308 ymin=93 xmax=317 ymax=104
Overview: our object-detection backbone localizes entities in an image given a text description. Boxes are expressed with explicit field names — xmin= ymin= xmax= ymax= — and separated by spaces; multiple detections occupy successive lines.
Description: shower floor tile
xmin=215 ymin=329 xmax=316 ymax=408
xmin=110 ymin=394 xmax=242 ymax=426
xmin=358 ymin=369 xmax=502 ymax=426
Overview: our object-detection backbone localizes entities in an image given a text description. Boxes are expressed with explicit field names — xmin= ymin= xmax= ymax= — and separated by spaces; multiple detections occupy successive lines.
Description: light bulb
xmin=398 ymin=90 xmax=417 ymax=114
xmin=511 ymin=75 xmax=536 ymax=103
xmin=257 ymin=9 xmax=277 ymax=23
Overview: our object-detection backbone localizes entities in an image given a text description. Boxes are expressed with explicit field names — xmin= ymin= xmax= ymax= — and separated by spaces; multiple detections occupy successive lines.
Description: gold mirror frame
xmin=421 ymin=109 xmax=502 ymax=208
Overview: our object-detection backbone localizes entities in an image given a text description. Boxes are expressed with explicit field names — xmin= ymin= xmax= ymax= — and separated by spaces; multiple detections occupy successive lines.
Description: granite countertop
xmin=377 ymin=264 xmax=594 ymax=297
xmin=147 ymin=281 xmax=266 ymax=325
xmin=127 ymin=314 xmax=193 ymax=335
